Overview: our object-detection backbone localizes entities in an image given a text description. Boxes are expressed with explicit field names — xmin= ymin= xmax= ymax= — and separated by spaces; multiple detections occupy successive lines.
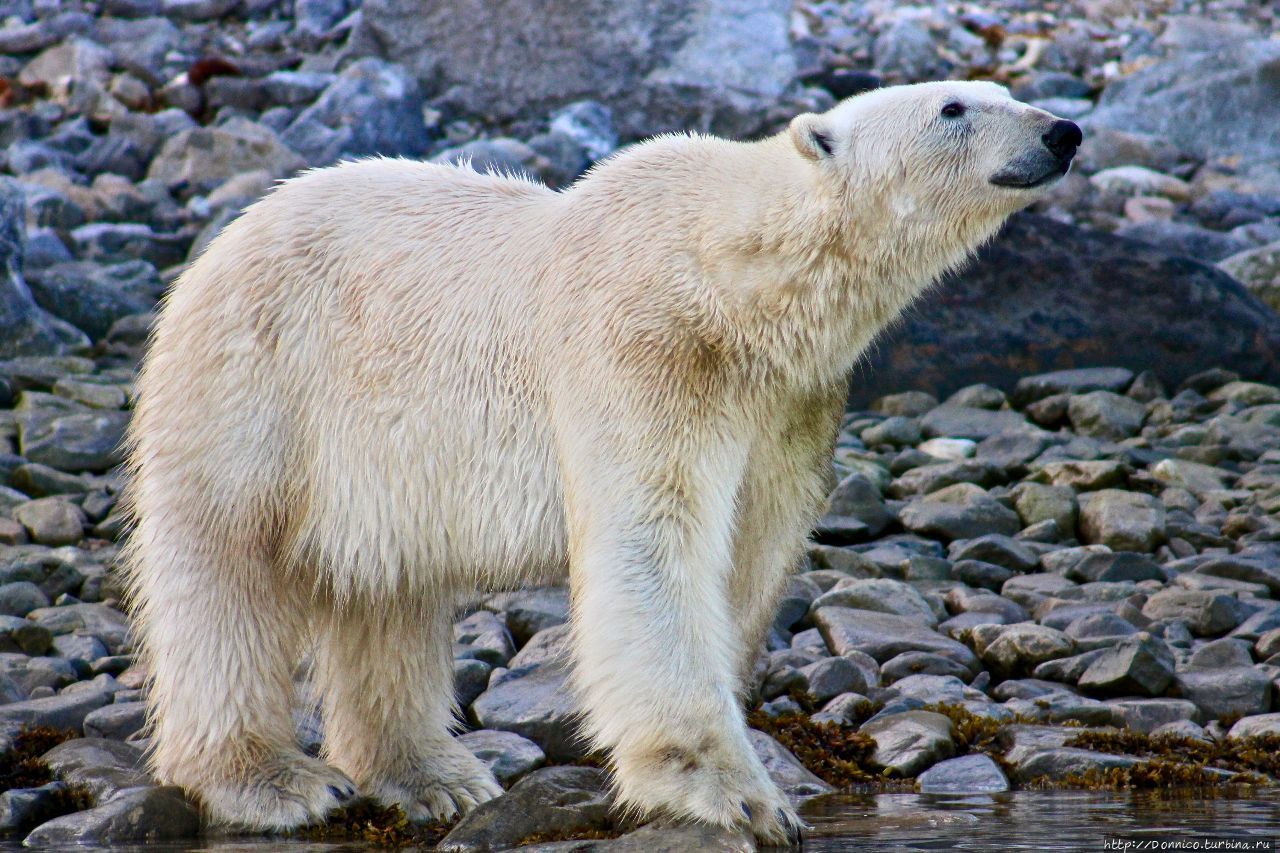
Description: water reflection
xmin=802 ymin=789 xmax=1280 ymax=851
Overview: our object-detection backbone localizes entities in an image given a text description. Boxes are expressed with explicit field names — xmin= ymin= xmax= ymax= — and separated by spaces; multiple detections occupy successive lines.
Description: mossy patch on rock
xmin=1063 ymin=730 xmax=1280 ymax=779
xmin=747 ymin=710 xmax=893 ymax=789
xmin=289 ymin=800 xmax=454 ymax=847
xmin=0 ymin=726 xmax=81 ymax=790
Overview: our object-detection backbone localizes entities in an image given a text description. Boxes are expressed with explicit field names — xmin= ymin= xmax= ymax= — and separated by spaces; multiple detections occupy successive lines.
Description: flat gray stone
xmin=749 ymin=729 xmax=833 ymax=801
xmin=23 ymin=785 xmax=198 ymax=845
xmin=981 ymin=625 xmax=1075 ymax=680
xmin=860 ymin=710 xmax=954 ymax=776
xmin=1078 ymin=490 xmax=1166 ymax=553
xmin=0 ymin=781 xmax=71 ymax=831
xmin=1227 ymin=713 xmax=1280 ymax=739
xmin=0 ymin=691 xmax=109 ymax=748
xmin=1007 ymin=747 xmax=1140 ymax=784
xmin=458 ymin=729 xmax=546 ymax=787
xmin=26 ymin=603 xmax=131 ymax=652
xmin=810 ymin=578 xmax=937 ymax=626
xmin=1011 ymin=368 xmax=1135 ymax=407
xmin=921 ymin=406 xmax=1038 ymax=441
xmin=813 ymin=607 xmax=978 ymax=670
xmin=917 ymin=753 xmax=1009 ymax=793
xmin=82 ymin=701 xmax=146 ymax=740
xmin=1173 ymin=667 xmax=1272 ymax=720
xmin=599 ymin=820 xmax=753 ymax=852
xmin=42 ymin=737 xmax=151 ymax=801
xmin=1106 ymin=698 xmax=1201 ymax=733
xmin=899 ymin=483 xmax=1022 ymax=541
xmin=1142 ymin=589 xmax=1241 ymax=637
xmin=17 ymin=411 xmax=129 ymax=473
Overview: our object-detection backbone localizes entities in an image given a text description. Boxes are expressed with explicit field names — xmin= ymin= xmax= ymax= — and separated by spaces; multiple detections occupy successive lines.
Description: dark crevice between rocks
xmin=0 ymin=726 xmax=96 ymax=829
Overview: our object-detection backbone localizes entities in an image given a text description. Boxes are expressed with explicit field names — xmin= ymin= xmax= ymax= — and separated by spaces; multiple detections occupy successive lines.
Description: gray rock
xmin=26 ymin=603 xmax=132 ymax=653
xmin=18 ymin=411 xmax=129 ymax=473
xmin=23 ymin=785 xmax=197 ymax=845
xmin=453 ymin=610 xmax=516 ymax=667
xmin=0 ymin=615 xmax=51 ymax=655
xmin=160 ymin=0 xmax=238 ymax=20
xmin=798 ymin=655 xmax=871 ymax=702
xmin=1142 ymin=589 xmax=1241 ymax=637
xmin=470 ymin=662 xmax=583 ymax=761
xmin=860 ymin=709 xmax=954 ymax=776
xmin=354 ymin=0 xmax=800 ymax=140
xmin=599 ymin=820 xmax=753 ymax=852
xmin=1007 ymin=747 xmax=1139 ymax=784
xmin=1220 ymin=240 xmax=1280 ymax=313
xmin=0 ymin=580 xmax=48 ymax=616
xmin=67 ymin=224 xmax=188 ymax=271
xmin=0 ymin=691 xmax=109 ymax=747
xmin=1227 ymin=713 xmax=1280 ymax=739
xmin=285 ymin=59 xmax=430 ymax=166
xmin=1011 ymin=368 xmax=1135 ymax=408
xmin=1088 ymin=39 xmax=1280 ymax=192
xmin=748 ymin=728 xmax=832 ymax=801
xmin=0 ymin=654 xmax=74 ymax=694
xmin=948 ymin=535 xmax=1037 ymax=573
xmin=548 ymin=100 xmax=618 ymax=163
xmin=873 ymin=391 xmax=938 ymax=417
xmin=821 ymin=472 xmax=891 ymax=538
xmin=432 ymin=139 xmax=550 ymax=182
xmin=889 ymin=460 xmax=1005 ymax=498
xmin=862 ymin=416 xmax=922 ymax=448
xmin=438 ymin=766 xmax=611 ymax=852
xmin=1173 ymin=667 xmax=1272 ymax=720
xmin=1067 ymin=552 xmax=1163 ymax=584
xmin=12 ymin=499 xmax=84 ymax=547
xmin=1186 ymin=638 xmax=1255 ymax=670
xmin=1077 ymin=634 xmax=1176 ymax=697
xmin=813 ymin=607 xmax=978 ymax=670
xmin=486 ymin=586 xmax=570 ymax=645
xmin=873 ymin=18 xmax=948 ymax=83
xmin=0 ymin=550 xmax=86 ymax=600
xmin=916 ymin=753 xmax=1009 ymax=793
xmin=1106 ymin=698 xmax=1200 ymax=733
xmin=1078 ymin=490 xmax=1166 ymax=553
xmin=981 ymin=625 xmax=1075 ymax=680
xmin=1011 ymin=483 xmax=1078 ymax=536
xmin=1116 ymin=220 xmax=1250 ymax=263
xmin=0 ymin=178 xmax=84 ymax=359
xmin=920 ymin=406 xmax=1036 ymax=441
xmin=42 ymin=737 xmax=151 ymax=801
xmin=1067 ymin=391 xmax=1147 ymax=440
xmin=147 ymin=120 xmax=305 ymax=194
xmin=899 ymin=483 xmax=1021 ymax=541
xmin=454 ymin=659 xmax=491 ymax=709
xmin=458 ymin=729 xmax=546 ymax=787
xmin=811 ymin=578 xmax=936 ymax=626
xmin=26 ymin=261 xmax=156 ymax=341
xmin=82 ymin=701 xmax=146 ymax=740
xmin=0 ymin=782 xmax=72 ymax=832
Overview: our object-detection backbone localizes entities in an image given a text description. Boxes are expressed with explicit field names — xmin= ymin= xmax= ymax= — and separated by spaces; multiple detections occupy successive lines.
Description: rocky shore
xmin=0 ymin=0 xmax=1278 ymax=848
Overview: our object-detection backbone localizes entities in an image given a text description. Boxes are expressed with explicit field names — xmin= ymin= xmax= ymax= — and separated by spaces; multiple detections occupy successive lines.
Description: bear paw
xmin=615 ymin=740 xmax=805 ymax=846
xmin=367 ymin=746 xmax=503 ymax=822
xmin=196 ymin=752 xmax=358 ymax=830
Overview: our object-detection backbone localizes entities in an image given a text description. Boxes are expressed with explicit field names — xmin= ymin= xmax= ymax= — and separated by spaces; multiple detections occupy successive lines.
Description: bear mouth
xmin=990 ymin=159 xmax=1072 ymax=189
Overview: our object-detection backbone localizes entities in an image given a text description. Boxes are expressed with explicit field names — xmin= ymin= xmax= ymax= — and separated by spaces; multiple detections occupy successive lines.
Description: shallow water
xmin=803 ymin=789 xmax=1280 ymax=851
xmin=4 ymin=790 xmax=1278 ymax=850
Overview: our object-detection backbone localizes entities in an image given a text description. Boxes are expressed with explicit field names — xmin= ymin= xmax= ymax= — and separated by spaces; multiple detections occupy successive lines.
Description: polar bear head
xmin=788 ymin=80 xmax=1081 ymax=223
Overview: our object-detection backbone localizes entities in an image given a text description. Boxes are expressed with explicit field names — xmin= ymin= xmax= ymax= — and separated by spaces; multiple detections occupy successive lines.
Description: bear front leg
xmin=560 ymin=433 xmax=802 ymax=846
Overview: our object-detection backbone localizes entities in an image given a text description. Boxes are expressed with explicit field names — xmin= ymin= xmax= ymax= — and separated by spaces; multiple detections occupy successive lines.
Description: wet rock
xmin=899 ymin=483 xmax=1021 ymax=541
xmin=458 ymin=729 xmax=546 ymax=787
xmin=438 ymin=766 xmax=612 ymax=852
xmin=813 ymin=607 xmax=978 ymax=671
xmin=1007 ymin=747 xmax=1139 ymax=784
xmin=23 ymin=785 xmax=198 ymax=845
xmin=1077 ymin=633 xmax=1175 ymax=697
xmin=860 ymin=709 xmax=954 ymax=776
xmin=1173 ymin=667 xmax=1271 ymax=720
xmin=749 ymin=729 xmax=833 ymax=801
xmin=0 ymin=782 xmax=72 ymax=832
xmin=916 ymin=753 xmax=1009 ymax=793
xmin=470 ymin=661 xmax=583 ymax=762
xmin=600 ymin=820 xmax=753 ymax=852
xmin=1078 ymin=490 xmax=1166 ymax=553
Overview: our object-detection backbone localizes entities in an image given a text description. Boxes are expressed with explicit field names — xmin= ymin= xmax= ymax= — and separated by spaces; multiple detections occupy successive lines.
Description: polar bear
xmin=124 ymin=81 xmax=1079 ymax=843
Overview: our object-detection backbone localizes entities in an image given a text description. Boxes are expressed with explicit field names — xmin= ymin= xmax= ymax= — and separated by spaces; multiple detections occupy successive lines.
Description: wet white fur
xmin=124 ymin=81 xmax=1065 ymax=843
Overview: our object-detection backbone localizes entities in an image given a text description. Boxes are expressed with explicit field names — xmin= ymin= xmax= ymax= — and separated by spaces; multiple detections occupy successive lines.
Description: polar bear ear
xmin=789 ymin=113 xmax=836 ymax=161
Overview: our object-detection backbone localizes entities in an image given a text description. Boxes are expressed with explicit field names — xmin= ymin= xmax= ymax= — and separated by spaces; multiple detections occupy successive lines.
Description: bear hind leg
xmin=134 ymin=528 xmax=358 ymax=829
xmin=313 ymin=598 xmax=502 ymax=822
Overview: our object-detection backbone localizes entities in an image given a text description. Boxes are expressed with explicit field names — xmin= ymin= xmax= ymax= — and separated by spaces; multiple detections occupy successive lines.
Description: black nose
xmin=1043 ymin=119 xmax=1082 ymax=160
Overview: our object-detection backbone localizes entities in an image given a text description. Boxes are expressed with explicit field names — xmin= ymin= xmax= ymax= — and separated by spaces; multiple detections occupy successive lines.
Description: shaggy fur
xmin=124 ymin=81 xmax=1072 ymax=843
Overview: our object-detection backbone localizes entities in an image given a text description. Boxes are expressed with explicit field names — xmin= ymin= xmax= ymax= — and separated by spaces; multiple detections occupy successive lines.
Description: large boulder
xmin=849 ymin=214 xmax=1280 ymax=406
xmin=1087 ymin=39 xmax=1280 ymax=192
xmin=351 ymin=0 xmax=802 ymax=139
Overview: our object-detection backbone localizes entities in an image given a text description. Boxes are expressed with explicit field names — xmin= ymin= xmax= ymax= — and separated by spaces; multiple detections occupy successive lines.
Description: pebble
xmin=916 ymin=753 xmax=1010 ymax=793
xmin=860 ymin=710 xmax=955 ymax=776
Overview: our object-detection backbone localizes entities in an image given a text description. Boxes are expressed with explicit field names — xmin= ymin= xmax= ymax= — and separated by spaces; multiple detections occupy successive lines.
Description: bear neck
xmin=709 ymin=135 xmax=1008 ymax=390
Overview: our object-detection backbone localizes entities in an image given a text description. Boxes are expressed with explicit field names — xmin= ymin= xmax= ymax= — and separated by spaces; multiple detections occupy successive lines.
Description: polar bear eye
xmin=941 ymin=102 xmax=966 ymax=118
